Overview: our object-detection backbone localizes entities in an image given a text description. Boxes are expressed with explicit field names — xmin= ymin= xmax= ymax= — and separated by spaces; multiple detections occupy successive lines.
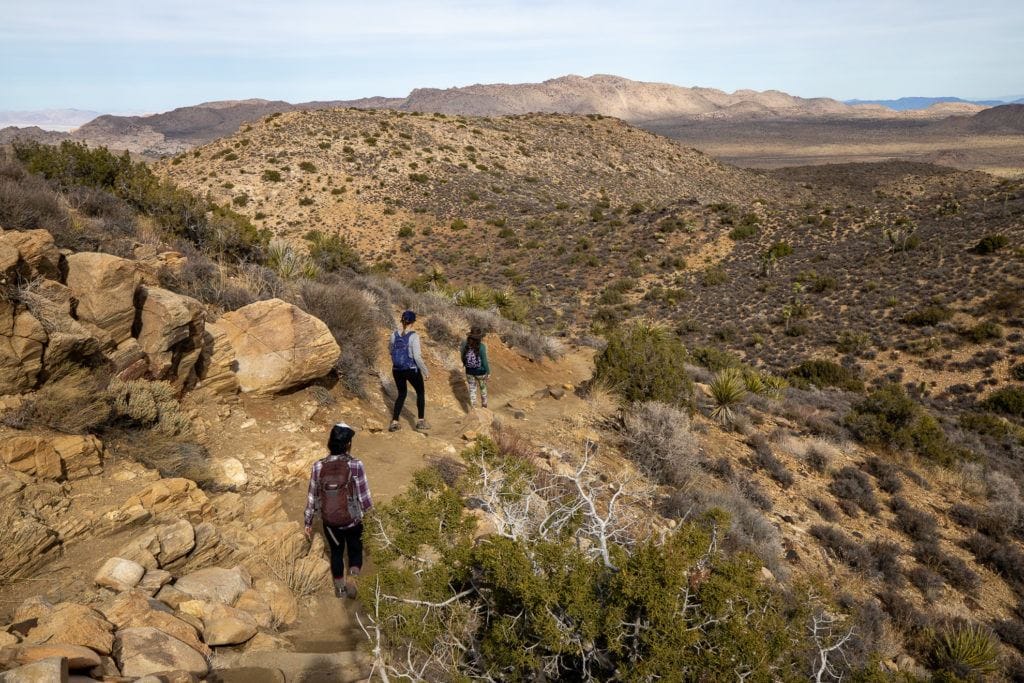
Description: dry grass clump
xmin=424 ymin=313 xmax=462 ymax=346
xmin=110 ymin=378 xmax=192 ymax=436
xmin=4 ymin=367 xmax=113 ymax=434
xmin=746 ymin=433 xmax=794 ymax=488
xmin=257 ymin=544 xmax=326 ymax=600
xmin=809 ymin=496 xmax=841 ymax=522
xmin=620 ymin=401 xmax=699 ymax=486
xmin=913 ymin=539 xmax=981 ymax=595
xmin=0 ymin=158 xmax=70 ymax=233
xmin=299 ymin=278 xmax=379 ymax=396
xmin=888 ymin=496 xmax=938 ymax=543
xmin=861 ymin=456 xmax=903 ymax=494
xmin=115 ymin=435 xmax=215 ymax=486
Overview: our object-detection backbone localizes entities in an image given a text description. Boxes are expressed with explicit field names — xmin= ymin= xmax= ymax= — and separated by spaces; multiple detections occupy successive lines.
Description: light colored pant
xmin=467 ymin=375 xmax=488 ymax=407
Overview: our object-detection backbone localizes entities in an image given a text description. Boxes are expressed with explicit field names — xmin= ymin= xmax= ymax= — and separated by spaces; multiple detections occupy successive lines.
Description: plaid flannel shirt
xmin=304 ymin=454 xmax=373 ymax=529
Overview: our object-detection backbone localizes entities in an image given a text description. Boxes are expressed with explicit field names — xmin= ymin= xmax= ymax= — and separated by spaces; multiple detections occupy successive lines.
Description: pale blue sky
xmin=2 ymin=0 xmax=1022 ymax=112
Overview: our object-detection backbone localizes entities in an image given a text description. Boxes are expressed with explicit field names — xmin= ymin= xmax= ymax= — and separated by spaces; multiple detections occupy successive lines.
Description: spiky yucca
xmin=710 ymin=368 xmax=747 ymax=424
xmin=931 ymin=624 xmax=1000 ymax=677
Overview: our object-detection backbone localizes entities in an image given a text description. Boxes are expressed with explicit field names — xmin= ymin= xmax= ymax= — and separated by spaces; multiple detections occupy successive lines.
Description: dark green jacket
xmin=460 ymin=341 xmax=490 ymax=376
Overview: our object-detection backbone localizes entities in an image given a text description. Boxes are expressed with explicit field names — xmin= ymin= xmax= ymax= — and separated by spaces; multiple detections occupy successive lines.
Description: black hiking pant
xmin=324 ymin=522 xmax=363 ymax=578
xmin=392 ymin=368 xmax=425 ymax=421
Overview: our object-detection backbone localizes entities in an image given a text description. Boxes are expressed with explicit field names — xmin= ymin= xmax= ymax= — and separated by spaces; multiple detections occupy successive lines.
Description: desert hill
xmin=157 ymin=107 xmax=788 ymax=263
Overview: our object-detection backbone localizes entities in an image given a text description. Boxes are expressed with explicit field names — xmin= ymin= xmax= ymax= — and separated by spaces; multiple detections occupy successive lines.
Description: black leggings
xmin=324 ymin=523 xmax=363 ymax=578
xmin=392 ymin=368 xmax=425 ymax=420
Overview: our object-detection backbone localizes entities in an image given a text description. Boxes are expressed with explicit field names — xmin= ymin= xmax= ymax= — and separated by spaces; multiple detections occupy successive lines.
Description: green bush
xmin=261 ymin=169 xmax=282 ymax=182
xmin=450 ymin=218 xmax=467 ymax=231
xmin=766 ymin=241 xmax=793 ymax=259
xmin=901 ymin=305 xmax=953 ymax=327
xmin=690 ymin=346 xmax=741 ymax=371
xmin=594 ymin=323 xmax=693 ymax=406
xmin=13 ymin=140 xmax=266 ymax=259
xmin=298 ymin=161 xmax=316 ymax=173
xmin=1012 ymin=363 xmax=1024 ymax=381
xmin=959 ymin=320 xmax=1003 ymax=343
xmin=845 ymin=384 xmax=957 ymax=465
xmin=728 ymin=224 xmax=758 ymax=240
xmin=982 ymin=386 xmax=1024 ymax=417
xmin=970 ymin=234 xmax=1008 ymax=254
xmin=304 ymin=230 xmax=362 ymax=272
xmin=397 ymin=225 xmax=414 ymax=238
xmin=785 ymin=359 xmax=864 ymax=392
xmin=930 ymin=624 xmax=1000 ymax=678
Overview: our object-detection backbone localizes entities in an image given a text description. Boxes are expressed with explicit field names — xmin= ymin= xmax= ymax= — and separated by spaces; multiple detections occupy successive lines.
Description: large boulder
xmin=100 ymin=591 xmax=210 ymax=659
xmin=196 ymin=322 xmax=239 ymax=395
xmin=253 ymin=579 xmax=298 ymax=627
xmin=0 ymin=229 xmax=60 ymax=280
xmin=65 ymin=252 xmax=139 ymax=346
xmin=155 ymin=519 xmax=196 ymax=567
xmin=15 ymin=644 xmax=101 ymax=670
xmin=173 ymin=566 xmax=251 ymax=605
xmin=201 ymin=603 xmax=258 ymax=646
xmin=113 ymin=627 xmax=209 ymax=679
xmin=0 ymin=656 xmax=68 ymax=683
xmin=0 ymin=301 xmax=46 ymax=394
xmin=135 ymin=286 xmax=205 ymax=388
xmin=217 ymin=299 xmax=340 ymax=394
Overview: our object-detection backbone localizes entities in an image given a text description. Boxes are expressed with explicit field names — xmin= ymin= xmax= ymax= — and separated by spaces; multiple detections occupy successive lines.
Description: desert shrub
xmin=689 ymin=346 xmax=741 ymax=371
xmin=0 ymin=161 xmax=71 ymax=232
xmin=109 ymin=379 xmax=191 ymax=436
xmin=620 ymin=401 xmax=699 ymax=486
xmin=878 ymin=589 xmax=930 ymax=637
xmin=262 ymin=169 xmax=282 ymax=182
xmin=1012 ymin=363 xmax=1024 ymax=381
xmin=298 ymin=161 xmax=316 ymax=173
xmin=930 ymin=623 xmax=1001 ymax=679
xmin=498 ymin=322 xmax=563 ymax=362
xmin=829 ymin=466 xmax=879 ymax=516
xmin=11 ymin=368 xmax=113 ymax=434
xmin=747 ymin=434 xmax=794 ymax=488
xmin=304 ymin=230 xmax=362 ymax=272
xmin=708 ymin=368 xmax=747 ymax=425
xmin=766 ymin=241 xmax=792 ymax=259
xmin=901 ymin=304 xmax=953 ymax=327
xmin=115 ymin=434 xmax=214 ymax=486
xmin=913 ymin=540 xmax=981 ymax=594
xmin=971 ymin=234 xmax=1008 ymax=254
xmin=804 ymin=440 xmax=837 ymax=473
xmin=907 ymin=565 xmax=945 ymax=601
xmin=888 ymin=496 xmax=937 ymax=542
xmin=964 ymin=533 xmax=1024 ymax=587
xmin=992 ymin=617 xmax=1024 ymax=654
xmin=423 ymin=314 xmax=460 ymax=346
xmin=736 ymin=477 xmax=773 ymax=512
xmin=594 ymin=323 xmax=693 ymax=406
xmin=962 ymin=320 xmax=1005 ymax=344
xmin=861 ymin=457 xmax=903 ymax=493
xmin=982 ymin=385 xmax=1024 ymax=417
xmin=728 ymin=223 xmax=758 ymax=240
xmin=809 ymin=497 xmax=840 ymax=522
xmin=450 ymin=218 xmax=467 ymax=231
xmin=867 ymin=540 xmax=905 ymax=586
xmin=298 ymin=278 xmax=379 ymax=395
xmin=785 ymin=359 xmax=864 ymax=392
xmin=809 ymin=524 xmax=873 ymax=571
xmin=958 ymin=411 xmax=1016 ymax=439
xmin=14 ymin=141 xmax=266 ymax=259
xmin=845 ymin=384 xmax=957 ymax=465
xmin=985 ymin=471 xmax=1024 ymax=538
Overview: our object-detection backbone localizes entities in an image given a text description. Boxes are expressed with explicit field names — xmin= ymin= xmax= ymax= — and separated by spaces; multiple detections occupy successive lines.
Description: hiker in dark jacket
xmin=389 ymin=310 xmax=430 ymax=432
xmin=460 ymin=326 xmax=491 ymax=408
xmin=304 ymin=423 xmax=372 ymax=598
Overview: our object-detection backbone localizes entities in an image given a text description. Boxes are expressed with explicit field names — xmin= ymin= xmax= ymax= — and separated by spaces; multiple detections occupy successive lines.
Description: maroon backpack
xmin=319 ymin=458 xmax=359 ymax=527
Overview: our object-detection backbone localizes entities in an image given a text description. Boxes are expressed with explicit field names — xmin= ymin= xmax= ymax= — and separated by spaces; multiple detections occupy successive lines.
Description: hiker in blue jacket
xmin=460 ymin=326 xmax=491 ymax=409
xmin=389 ymin=310 xmax=430 ymax=431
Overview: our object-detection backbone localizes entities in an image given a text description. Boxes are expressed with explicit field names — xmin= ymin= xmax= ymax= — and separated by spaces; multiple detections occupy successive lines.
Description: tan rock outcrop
xmin=114 ymin=626 xmax=208 ymax=678
xmin=135 ymin=286 xmax=205 ymax=387
xmin=218 ymin=299 xmax=340 ymax=394
xmin=25 ymin=603 xmax=115 ymax=655
xmin=201 ymin=603 xmax=258 ymax=646
xmin=122 ymin=478 xmax=209 ymax=519
xmin=50 ymin=435 xmax=104 ymax=480
xmin=0 ymin=301 xmax=47 ymax=394
xmin=195 ymin=321 xmax=239 ymax=395
xmin=65 ymin=252 xmax=139 ymax=346
xmin=173 ymin=566 xmax=251 ymax=605
xmin=0 ymin=437 xmax=62 ymax=480
xmin=0 ymin=229 xmax=61 ymax=279
xmin=16 ymin=643 xmax=102 ymax=670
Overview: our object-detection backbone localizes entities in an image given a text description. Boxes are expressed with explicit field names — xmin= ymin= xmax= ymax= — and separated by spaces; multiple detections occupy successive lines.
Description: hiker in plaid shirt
xmin=304 ymin=423 xmax=373 ymax=598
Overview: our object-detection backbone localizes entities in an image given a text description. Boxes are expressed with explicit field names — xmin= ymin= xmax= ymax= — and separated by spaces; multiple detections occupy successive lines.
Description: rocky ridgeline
xmin=0 ymin=226 xmax=378 ymax=681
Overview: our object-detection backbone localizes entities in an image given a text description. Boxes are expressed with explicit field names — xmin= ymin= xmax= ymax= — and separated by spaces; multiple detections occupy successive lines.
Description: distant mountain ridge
xmin=0 ymin=75 xmax=1004 ymax=157
xmin=845 ymin=96 xmax=1010 ymax=111
xmin=0 ymin=108 xmax=101 ymax=131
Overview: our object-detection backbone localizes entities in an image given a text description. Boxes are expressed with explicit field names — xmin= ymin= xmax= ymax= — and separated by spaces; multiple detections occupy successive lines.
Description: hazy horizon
xmin=2 ymin=0 xmax=1023 ymax=112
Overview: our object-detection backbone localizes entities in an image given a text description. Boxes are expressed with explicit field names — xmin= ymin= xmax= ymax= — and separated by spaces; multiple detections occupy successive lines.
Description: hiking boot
xmin=388 ymin=420 xmax=400 ymax=432
xmin=415 ymin=419 xmax=431 ymax=431
xmin=333 ymin=578 xmax=346 ymax=598
xmin=345 ymin=568 xmax=359 ymax=599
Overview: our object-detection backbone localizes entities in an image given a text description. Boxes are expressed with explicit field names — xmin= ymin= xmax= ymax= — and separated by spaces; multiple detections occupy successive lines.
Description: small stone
xmin=513 ymin=410 xmax=527 ymax=420
xmin=548 ymin=386 xmax=565 ymax=400
xmin=217 ymin=458 xmax=248 ymax=488
xmin=461 ymin=431 xmax=479 ymax=441
xmin=95 ymin=558 xmax=146 ymax=592
xmin=760 ymin=567 xmax=775 ymax=582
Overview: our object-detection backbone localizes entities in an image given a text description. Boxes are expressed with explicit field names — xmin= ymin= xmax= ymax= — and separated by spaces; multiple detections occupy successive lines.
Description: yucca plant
xmin=760 ymin=375 xmax=789 ymax=400
xmin=931 ymin=624 xmax=1000 ymax=678
xmin=709 ymin=368 xmax=747 ymax=424
xmin=455 ymin=285 xmax=494 ymax=310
